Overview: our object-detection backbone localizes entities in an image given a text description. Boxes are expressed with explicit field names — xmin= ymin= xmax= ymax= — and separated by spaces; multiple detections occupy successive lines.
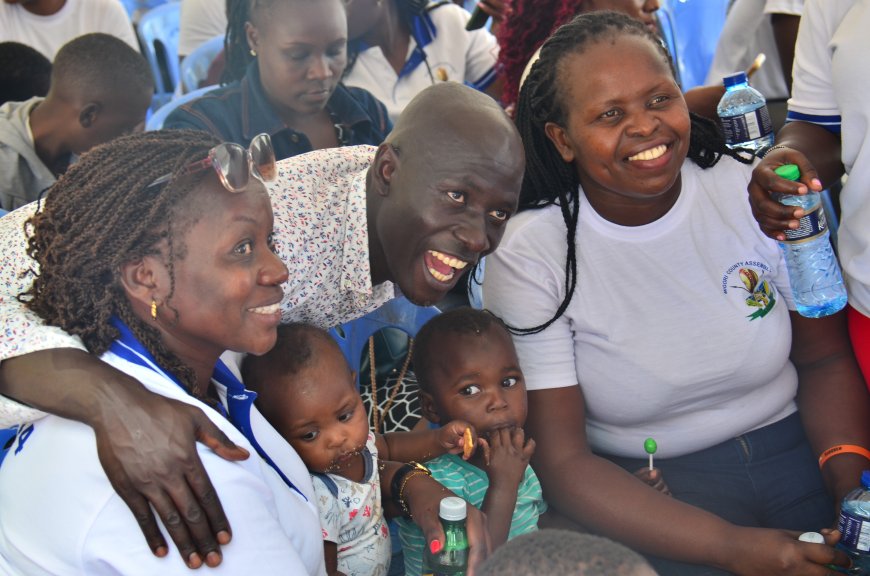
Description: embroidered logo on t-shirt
xmin=722 ymin=261 xmax=777 ymax=320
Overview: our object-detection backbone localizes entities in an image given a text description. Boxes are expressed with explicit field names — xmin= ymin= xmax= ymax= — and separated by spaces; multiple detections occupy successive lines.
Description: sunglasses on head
xmin=147 ymin=133 xmax=277 ymax=193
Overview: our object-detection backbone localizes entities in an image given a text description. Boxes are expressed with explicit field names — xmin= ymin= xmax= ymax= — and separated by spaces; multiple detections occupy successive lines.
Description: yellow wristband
xmin=818 ymin=444 xmax=870 ymax=469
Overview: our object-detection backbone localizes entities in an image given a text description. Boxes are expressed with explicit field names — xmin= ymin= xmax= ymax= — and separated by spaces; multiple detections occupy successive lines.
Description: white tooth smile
xmin=427 ymin=250 xmax=469 ymax=283
xmin=428 ymin=267 xmax=455 ymax=282
xmin=250 ymin=302 xmax=280 ymax=315
xmin=628 ymin=144 xmax=667 ymax=162
xmin=428 ymin=250 xmax=468 ymax=270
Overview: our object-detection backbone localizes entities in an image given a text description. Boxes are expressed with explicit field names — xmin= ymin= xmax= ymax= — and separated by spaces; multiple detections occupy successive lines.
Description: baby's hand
xmin=480 ymin=427 xmax=535 ymax=489
xmin=438 ymin=420 xmax=479 ymax=460
xmin=633 ymin=467 xmax=670 ymax=495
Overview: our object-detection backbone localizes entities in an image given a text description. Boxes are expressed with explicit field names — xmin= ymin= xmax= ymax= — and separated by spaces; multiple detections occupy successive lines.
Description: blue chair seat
xmin=146 ymin=84 xmax=219 ymax=131
xmin=180 ymin=35 xmax=224 ymax=93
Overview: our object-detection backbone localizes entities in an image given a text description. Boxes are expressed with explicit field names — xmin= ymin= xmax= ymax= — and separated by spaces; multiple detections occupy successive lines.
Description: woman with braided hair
xmin=0 ymin=129 xmax=489 ymax=575
xmin=166 ymin=0 xmax=391 ymax=161
xmin=483 ymin=11 xmax=870 ymax=575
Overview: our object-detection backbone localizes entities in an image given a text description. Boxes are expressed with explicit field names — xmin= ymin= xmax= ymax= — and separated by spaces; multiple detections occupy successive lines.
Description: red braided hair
xmin=496 ymin=0 xmax=585 ymax=110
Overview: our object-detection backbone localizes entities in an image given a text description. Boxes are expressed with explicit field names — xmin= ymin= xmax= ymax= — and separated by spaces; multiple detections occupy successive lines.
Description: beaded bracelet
xmin=397 ymin=470 xmax=433 ymax=517
xmin=391 ymin=461 xmax=432 ymax=517
xmin=760 ymin=144 xmax=792 ymax=159
xmin=818 ymin=444 xmax=870 ymax=469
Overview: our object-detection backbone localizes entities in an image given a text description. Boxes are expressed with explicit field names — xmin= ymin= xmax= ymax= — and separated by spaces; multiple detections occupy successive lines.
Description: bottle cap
xmin=862 ymin=469 xmax=870 ymax=489
xmin=774 ymin=164 xmax=800 ymax=182
xmin=439 ymin=496 xmax=467 ymax=521
xmin=798 ymin=532 xmax=825 ymax=544
xmin=723 ymin=71 xmax=748 ymax=88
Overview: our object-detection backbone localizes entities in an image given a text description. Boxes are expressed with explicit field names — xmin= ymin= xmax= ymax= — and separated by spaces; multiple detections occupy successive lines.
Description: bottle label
xmin=720 ymin=106 xmax=773 ymax=145
xmin=779 ymin=205 xmax=828 ymax=244
xmin=838 ymin=509 xmax=870 ymax=552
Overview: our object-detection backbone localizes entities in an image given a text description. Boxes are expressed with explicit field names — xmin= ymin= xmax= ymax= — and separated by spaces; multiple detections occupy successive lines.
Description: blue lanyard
xmin=108 ymin=317 xmax=307 ymax=501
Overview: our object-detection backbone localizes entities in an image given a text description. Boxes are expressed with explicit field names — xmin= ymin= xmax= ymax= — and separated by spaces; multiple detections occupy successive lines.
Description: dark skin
xmin=419 ymin=325 xmax=534 ymax=548
xmin=0 ymin=82 xmax=523 ymax=569
xmin=28 ymin=86 xmax=151 ymax=177
xmin=251 ymin=334 xmax=479 ymax=575
xmin=244 ymin=0 xmax=348 ymax=151
xmin=771 ymin=13 xmax=801 ymax=93
xmin=3 ymin=0 xmax=66 ymax=16
xmin=522 ymin=34 xmax=867 ymax=575
xmin=748 ymin=122 xmax=843 ymax=240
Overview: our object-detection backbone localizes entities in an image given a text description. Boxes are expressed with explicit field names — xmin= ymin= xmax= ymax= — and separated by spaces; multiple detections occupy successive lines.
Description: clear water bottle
xmin=423 ymin=497 xmax=468 ymax=576
xmin=773 ymin=164 xmax=847 ymax=318
xmin=717 ymin=71 xmax=775 ymax=154
xmin=837 ymin=470 xmax=870 ymax=573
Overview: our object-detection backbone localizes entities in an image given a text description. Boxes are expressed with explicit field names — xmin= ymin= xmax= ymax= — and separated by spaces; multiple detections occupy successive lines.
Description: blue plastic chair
xmin=120 ymin=0 xmax=170 ymax=21
xmin=137 ymin=2 xmax=182 ymax=107
xmin=180 ymin=34 xmax=224 ymax=93
xmin=145 ymin=84 xmax=218 ymax=130
xmin=658 ymin=0 xmax=730 ymax=90
xmin=328 ymin=296 xmax=440 ymax=385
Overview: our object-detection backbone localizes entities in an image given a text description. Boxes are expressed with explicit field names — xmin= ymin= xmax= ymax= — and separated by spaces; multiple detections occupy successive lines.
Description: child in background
xmin=241 ymin=323 xmax=477 ymax=576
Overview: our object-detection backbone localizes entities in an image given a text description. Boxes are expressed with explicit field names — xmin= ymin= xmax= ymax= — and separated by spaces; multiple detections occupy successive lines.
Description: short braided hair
xmin=512 ymin=11 xmax=751 ymax=335
xmin=22 ymin=129 xmax=222 ymax=394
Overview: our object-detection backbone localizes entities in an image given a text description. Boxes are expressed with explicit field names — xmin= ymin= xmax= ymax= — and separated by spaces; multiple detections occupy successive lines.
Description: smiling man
xmin=0 ymin=81 xmax=523 ymax=568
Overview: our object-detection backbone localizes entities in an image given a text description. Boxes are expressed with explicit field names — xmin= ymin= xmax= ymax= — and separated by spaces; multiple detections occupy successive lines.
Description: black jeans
xmin=604 ymin=413 xmax=835 ymax=576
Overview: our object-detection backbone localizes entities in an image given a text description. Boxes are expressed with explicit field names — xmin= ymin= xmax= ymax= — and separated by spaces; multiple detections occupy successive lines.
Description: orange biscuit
xmin=463 ymin=427 xmax=474 ymax=459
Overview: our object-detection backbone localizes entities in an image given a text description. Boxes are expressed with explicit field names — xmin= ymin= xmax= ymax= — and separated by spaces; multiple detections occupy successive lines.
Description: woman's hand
xmin=0 ymin=349 xmax=249 ymax=569
xmin=747 ymin=146 xmax=824 ymax=240
xmin=94 ymin=391 xmax=250 ymax=568
xmin=721 ymin=527 xmax=850 ymax=576
xmin=402 ymin=473 xmax=491 ymax=575
xmin=632 ymin=467 xmax=671 ymax=496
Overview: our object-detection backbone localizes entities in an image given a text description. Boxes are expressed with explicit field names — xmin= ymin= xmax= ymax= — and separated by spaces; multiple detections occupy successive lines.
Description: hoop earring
xmin=150 ymin=299 xmax=158 ymax=320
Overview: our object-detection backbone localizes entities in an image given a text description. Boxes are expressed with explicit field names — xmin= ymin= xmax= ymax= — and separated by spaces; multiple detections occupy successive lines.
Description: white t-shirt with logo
xmin=342 ymin=2 xmax=498 ymax=123
xmin=483 ymin=156 xmax=798 ymax=458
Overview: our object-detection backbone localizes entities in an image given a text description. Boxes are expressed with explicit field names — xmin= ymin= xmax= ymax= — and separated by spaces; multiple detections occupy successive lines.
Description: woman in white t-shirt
xmin=483 ymin=12 xmax=870 ymax=576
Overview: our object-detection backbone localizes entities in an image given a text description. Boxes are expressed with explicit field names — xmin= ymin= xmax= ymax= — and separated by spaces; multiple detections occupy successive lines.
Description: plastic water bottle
xmin=837 ymin=470 xmax=870 ymax=573
xmin=423 ymin=497 xmax=468 ymax=575
xmin=716 ymin=71 xmax=775 ymax=154
xmin=773 ymin=164 xmax=847 ymax=317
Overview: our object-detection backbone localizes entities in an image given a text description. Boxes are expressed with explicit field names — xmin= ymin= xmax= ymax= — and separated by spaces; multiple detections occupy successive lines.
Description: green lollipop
xmin=644 ymin=437 xmax=657 ymax=471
